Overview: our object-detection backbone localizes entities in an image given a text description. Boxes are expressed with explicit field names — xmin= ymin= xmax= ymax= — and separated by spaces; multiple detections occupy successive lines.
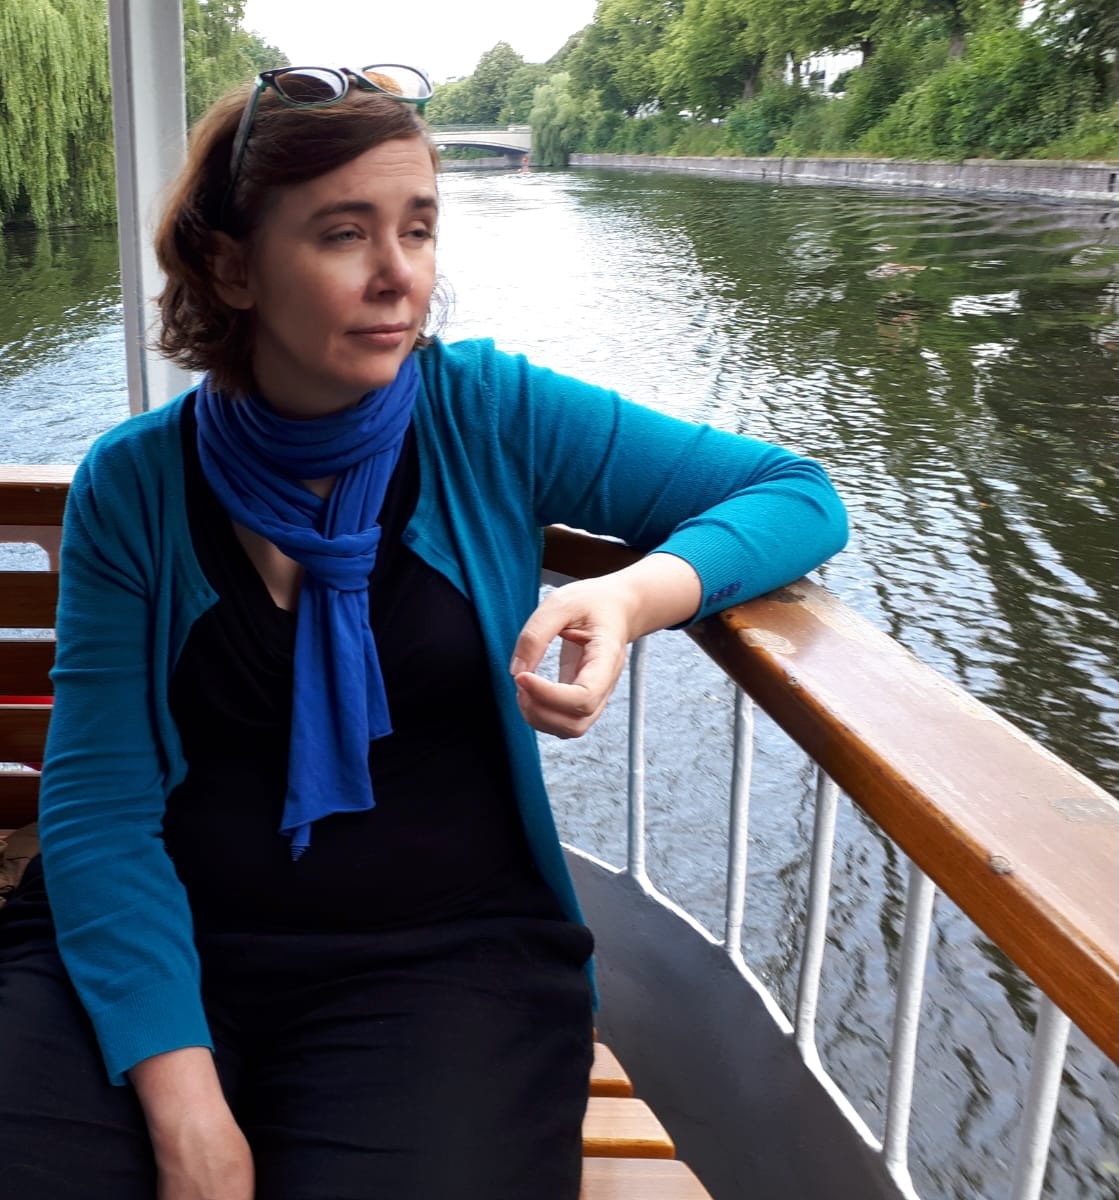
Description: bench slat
xmin=590 ymin=1042 xmax=633 ymax=1097
xmin=582 ymin=1098 xmax=675 ymax=1159
xmin=580 ymin=1158 xmax=713 ymax=1199
xmin=0 ymin=573 xmax=59 ymax=628
xmin=0 ymin=705 xmax=51 ymax=760
xmin=0 ymin=466 xmax=72 ymax=525
xmin=0 ymin=639 xmax=55 ymax=694
xmin=0 ymin=773 xmax=40 ymax=830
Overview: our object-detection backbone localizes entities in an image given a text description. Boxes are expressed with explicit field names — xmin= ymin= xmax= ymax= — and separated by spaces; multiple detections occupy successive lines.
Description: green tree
xmin=530 ymin=72 xmax=593 ymax=166
xmin=423 ymin=77 xmax=484 ymax=124
xmin=501 ymin=64 xmax=550 ymax=123
xmin=470 ymin=41 xmax=527 ymax=123
xmin=863 ymin=22 xmax=1094 ymax=157
xmin=568 ymin=0 xmax=684 ymax=116
xmin=1038 ymin=0 xmax=1119 ymax=101
xmin=0 ymin=0 xmax=115 ymax=227
xmin=0 ymin=0 xmax=285 ymax=228
xmin=656 ymin=0 xmax=762 ymax=117
xmin=183 ymin=0 xmax=286 ymax=124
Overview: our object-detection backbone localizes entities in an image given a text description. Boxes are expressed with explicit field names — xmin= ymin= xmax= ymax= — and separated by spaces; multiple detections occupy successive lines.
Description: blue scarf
xmin=195 ymin=358 xmax=419 ymax=859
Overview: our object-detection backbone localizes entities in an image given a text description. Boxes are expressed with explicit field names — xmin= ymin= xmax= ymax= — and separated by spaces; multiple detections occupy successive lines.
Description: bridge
xmin=427 ymin=124 xmax=532 ymax=159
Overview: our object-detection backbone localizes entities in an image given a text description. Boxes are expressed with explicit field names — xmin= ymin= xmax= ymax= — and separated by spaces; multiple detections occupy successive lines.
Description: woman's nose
xmin=368 ymin=240 xmax=413 ymax=296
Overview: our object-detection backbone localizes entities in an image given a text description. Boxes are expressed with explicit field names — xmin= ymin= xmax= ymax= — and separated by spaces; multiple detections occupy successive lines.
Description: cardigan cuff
xmin=88 ymin=979 xmax=214 ymax=1086
xmin=653 ymin=531 xmax=755 ymax=626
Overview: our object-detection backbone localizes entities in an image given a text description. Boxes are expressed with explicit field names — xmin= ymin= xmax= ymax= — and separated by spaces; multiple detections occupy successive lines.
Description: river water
xmin=2 ymin=169 xmax=1117 ymax=1198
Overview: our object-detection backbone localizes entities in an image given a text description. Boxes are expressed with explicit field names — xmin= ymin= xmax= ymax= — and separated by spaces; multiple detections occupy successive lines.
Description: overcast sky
xmin=241 ymin=1 xmax=599 ymax=84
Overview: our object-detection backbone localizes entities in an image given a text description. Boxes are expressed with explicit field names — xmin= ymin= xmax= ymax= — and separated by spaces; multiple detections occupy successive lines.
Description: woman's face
xmin=217 ymin=137 xmax=438 ymax=417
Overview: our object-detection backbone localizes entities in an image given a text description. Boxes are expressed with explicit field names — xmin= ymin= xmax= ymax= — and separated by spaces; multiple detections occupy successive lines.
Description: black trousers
xmin=0 ymin=859 xmax=595 ymax=1200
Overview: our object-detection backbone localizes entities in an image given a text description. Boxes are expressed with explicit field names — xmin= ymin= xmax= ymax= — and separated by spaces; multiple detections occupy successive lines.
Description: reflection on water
xmin=2 ymin=175 xmax=1117 ymax=1198
xmin=0 ymin=228 xmax=128 ymax=463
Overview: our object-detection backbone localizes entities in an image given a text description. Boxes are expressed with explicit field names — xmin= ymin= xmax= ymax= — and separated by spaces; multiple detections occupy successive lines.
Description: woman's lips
xmin=349 ymin=323 xmax=410 ymax=348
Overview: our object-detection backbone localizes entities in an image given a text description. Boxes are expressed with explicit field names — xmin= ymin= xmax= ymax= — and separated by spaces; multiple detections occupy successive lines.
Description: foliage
xmin=1037 ymin=0 xmax=1119 ymax=101
xmin=183 ymin=0 xmax=286 ymax=126
xmin=423 ymin=77 xmax=484 ymax=125
xmin=469 ymin=41 xmax=527 ymax=124
xmin=501 ymin=64 xmax=550 ymax=123
xmin=549 ymin=0 xmax=1115 ymax=162
xmin=861 ymin=23 xmax=1096 ymax=158
xmin=0 ymin=0 xmax=283 ymax=229
xmin=425 ymin=42 xmax=533 ymax=125
xmin=838 ymin=20 xmax=950 ymax=140
xmin=567 ymin=0 xmax=684 ymax=116
xmin=0 ymin=0 xmax=115 ymax=228
xmin=655 ymin=0 xmax=762 ymax=118
xmin=1027 ymin=102 xmax=1119 ymax=160
xmin=529 ymin=73 xmax=587 ymax=167
xmin=725 ymin=82 xmax=823 ymax=154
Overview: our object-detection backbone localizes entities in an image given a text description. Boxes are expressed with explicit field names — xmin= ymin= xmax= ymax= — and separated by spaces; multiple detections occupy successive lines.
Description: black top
xmin=163 ymin=401 xmax=558 ymax=933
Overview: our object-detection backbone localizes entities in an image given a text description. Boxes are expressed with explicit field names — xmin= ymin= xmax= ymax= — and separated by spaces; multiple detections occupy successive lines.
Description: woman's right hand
xmin=130 ymin=1047 xmax=254 ymax=1200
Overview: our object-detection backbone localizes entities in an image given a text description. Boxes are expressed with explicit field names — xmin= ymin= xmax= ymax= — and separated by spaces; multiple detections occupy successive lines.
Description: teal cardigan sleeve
xmin=482 ymin=346 xmax=849 ymax=617
xmin=37 ymin=412 xmax=215 ymax=1085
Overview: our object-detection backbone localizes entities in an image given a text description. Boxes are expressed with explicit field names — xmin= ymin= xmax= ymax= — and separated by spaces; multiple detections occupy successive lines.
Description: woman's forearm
xmin=130 ymin=1047 xmax=230 ymax=1141
xmin=130 ymin=1049 xmax=254 ymax=1200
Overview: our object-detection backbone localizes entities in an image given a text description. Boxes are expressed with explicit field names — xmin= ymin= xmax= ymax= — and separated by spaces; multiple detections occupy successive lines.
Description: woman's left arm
xmin=495 ymin=350 xmax=849 ymax=737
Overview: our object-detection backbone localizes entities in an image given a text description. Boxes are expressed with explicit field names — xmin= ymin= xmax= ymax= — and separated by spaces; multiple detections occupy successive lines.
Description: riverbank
xmin=440 ymin=157 xmax=519 ymax=172
xmin=569 ymin=153 xmax=1119 ymax=204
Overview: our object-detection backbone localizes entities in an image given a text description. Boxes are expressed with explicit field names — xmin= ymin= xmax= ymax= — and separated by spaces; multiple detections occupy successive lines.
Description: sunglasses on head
xmin=222 ymin=64 xmax=434 ymax=220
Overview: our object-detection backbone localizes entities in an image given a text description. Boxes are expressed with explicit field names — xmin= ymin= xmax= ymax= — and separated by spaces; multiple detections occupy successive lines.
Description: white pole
xmin=107 ymin=0 xmax=192 ymax=414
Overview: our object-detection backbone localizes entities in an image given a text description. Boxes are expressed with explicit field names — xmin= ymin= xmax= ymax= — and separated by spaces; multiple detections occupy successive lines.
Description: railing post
xmin=626 ymin=637 xmax=648 ymax=886
xmin=723 ymin=687 xmax=754 ymax=959
xmin=1008 ymin=997 xmax=1071 ymax=1200
xmin=882 ymin=863 xmax=937 ymax=1190
xmin=794 ymin=768 xmax=841 ymax=1067
xmin=107 ymin=0 xmax=192 ymax=413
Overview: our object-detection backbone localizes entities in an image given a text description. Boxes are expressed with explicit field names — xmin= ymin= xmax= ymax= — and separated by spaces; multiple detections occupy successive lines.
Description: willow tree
xmin=1 ymin=0 xmax=282 ymax=229
xmin=0 ymin=0 xmax=115 ymax=228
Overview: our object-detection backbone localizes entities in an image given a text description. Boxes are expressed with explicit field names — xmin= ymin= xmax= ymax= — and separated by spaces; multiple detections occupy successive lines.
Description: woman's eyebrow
xmin=308 ymin=195 xmax=439 ymax=222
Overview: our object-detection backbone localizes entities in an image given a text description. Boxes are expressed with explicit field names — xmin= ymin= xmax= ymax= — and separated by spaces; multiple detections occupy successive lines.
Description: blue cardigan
xmin=39 ymin=338 xmax=848 ymax=1083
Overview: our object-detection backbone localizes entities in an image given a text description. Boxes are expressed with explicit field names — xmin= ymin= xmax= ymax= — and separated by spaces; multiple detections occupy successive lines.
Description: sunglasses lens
xmin=361 ymin=64 xmax=433 ymax=102
xmin=273 ymin=68 xmax=346 ymax=104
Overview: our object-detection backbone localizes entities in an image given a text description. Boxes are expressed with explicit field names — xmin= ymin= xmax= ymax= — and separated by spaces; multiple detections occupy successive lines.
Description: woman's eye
xmin=406 ymin=227 xmax=435 ymax=241
xmin=326 ymin=229 xmax=360 ymax=243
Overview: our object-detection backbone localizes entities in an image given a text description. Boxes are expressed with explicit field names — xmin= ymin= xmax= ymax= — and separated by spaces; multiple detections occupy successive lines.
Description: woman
xmin=0 ymin=66 xmax=848 ymax=1199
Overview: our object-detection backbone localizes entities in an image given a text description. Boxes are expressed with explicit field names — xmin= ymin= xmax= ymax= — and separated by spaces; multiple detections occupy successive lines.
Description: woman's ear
xmin=208 ymin=233 xmax=254 ymax=310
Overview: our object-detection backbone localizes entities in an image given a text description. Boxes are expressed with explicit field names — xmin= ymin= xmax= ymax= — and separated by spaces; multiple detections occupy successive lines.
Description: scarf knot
xmin=195 ymin=360 xmax=420 ymax=859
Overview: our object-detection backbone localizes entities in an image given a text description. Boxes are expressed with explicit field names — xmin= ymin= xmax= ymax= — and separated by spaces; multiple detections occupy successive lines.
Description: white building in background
xmin=786 ymin=49 xmax=865 ymax=95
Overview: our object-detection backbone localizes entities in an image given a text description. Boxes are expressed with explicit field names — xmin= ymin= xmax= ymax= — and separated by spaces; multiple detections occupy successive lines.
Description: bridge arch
xmin=428 ymin=124 xmax=532 ymax=159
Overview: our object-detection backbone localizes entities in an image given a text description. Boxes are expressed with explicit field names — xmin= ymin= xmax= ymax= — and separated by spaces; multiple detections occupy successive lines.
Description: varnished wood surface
xmin=580 ymin=1158 xmax=712 ymax=1199
xmin=590 ymin=1041 xmax=634 ymax=1098
xmin=0 ymin=704 xmax=51 ymax=762
xmin=0 ymin=573 xmax=60 ymax=628
xmin=0 ymin=639 xmax=55 ymax=694
xmin=0 ymin=772 xmax=39 ymax=830
xmin=0 ymin=466 xmax=72 ymax=525
xmin=582 ymin=1098 xmax=675 ymax=1159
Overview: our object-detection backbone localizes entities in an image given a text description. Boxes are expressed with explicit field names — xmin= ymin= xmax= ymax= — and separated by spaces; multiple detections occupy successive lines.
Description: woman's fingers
xmin=512 ymin=623 xmax=627 ymax=738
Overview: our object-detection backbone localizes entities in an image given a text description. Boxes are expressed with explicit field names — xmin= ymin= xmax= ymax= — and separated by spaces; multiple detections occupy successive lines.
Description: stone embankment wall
xmin=440 ymin=157 xmax=518 ymax=172
xmin=569 ymin=153 xmax=1119 ymax=204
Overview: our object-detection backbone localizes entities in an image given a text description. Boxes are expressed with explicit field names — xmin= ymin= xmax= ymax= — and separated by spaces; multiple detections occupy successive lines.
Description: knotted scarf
xmin=195 ymin=357 xmax=419 ymax=859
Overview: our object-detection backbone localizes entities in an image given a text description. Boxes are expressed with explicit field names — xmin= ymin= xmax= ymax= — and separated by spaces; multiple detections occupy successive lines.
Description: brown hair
xmin=155 ymin=84 xmax=441 ymax=395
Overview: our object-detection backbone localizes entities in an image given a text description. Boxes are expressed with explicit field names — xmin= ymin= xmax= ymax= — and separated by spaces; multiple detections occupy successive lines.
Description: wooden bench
xmin=0 ymin=467 xmax=714 ymax=1198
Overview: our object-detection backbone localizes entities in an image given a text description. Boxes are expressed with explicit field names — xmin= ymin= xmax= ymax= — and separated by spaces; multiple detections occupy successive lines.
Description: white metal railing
xmin=616 ymin=638 xmax=1079 ymax=1200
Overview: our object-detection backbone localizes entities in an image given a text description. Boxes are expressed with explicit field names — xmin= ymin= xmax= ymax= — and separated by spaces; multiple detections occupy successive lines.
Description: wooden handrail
xmin=2 ymin=472 xmax=1116 ymax=1062
xmin=543 ymin=528 xmax=1119 ymax=1063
